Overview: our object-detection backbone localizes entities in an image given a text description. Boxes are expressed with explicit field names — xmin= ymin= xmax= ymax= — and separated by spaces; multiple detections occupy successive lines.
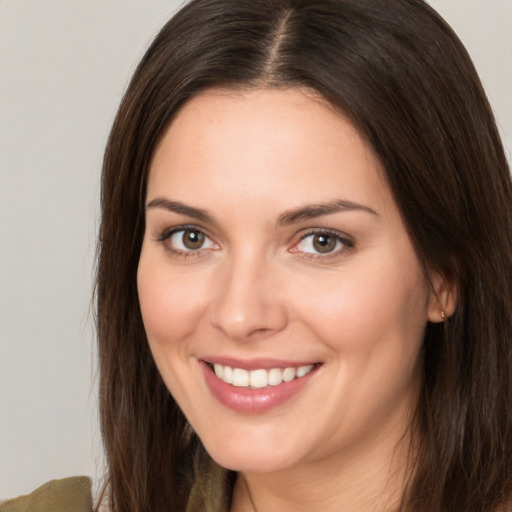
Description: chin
xmin=201 ymin=432 xmax=302 ymax=473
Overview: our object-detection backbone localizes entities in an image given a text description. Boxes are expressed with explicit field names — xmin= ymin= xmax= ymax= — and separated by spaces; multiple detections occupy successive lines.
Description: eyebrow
xmin=146 ymin=198 xmax=216 ymax=224
xmin=276 ymin=200 xmax=379 ymax=225
xmin=146 ymin=197 xmax=378 ymax=226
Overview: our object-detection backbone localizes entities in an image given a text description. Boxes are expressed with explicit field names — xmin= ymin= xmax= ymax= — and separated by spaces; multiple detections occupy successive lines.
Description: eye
xmin=294 ymin=231 xmax=352 ymax=256
xmin=162 ymin=228 xmax=217 ymax=253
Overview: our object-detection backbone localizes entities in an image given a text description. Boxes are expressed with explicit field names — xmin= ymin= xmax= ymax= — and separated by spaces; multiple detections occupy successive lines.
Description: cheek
xmin=137 ymin=255 xmax=211 ymax=346
xmin=289 ymin=254 xmax=430 ymax=355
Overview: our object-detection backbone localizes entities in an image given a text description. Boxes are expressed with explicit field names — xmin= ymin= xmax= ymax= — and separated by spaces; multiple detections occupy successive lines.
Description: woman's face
xmin=138 ymin=87 xmax=441 ymax=474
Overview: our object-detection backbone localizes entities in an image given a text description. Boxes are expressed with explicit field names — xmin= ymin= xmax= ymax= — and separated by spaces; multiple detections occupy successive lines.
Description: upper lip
xmin=200 ymin=356 xmax=320 ymax=370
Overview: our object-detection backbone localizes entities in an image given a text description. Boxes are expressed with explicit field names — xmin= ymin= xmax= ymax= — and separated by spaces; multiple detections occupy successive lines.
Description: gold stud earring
xmin=441 ymin=309 xmax=447 ymax=321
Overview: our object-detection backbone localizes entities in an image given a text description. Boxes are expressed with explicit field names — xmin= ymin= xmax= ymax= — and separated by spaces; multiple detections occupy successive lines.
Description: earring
xmin=441 ymin=309 xmax=447 ymax=321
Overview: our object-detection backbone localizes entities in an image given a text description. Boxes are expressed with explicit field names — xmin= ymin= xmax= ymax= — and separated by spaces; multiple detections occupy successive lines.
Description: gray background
xmin=1 ymin=0 xmax=511 ymax=499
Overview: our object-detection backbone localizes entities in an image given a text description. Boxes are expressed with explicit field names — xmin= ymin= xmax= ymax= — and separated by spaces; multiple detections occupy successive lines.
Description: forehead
xmin=147 ymin=87 xmax=391 ymax=215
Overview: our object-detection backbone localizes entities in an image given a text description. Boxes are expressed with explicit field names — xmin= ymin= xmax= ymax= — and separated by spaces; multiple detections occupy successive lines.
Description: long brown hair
xmin=96 ymin=0 xmax=512 ymax=510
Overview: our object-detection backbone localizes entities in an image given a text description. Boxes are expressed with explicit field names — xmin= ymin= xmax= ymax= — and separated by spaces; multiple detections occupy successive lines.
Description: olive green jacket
xmin=0 ymin=477 xmax=93 ymax=512
xmin=0 ymin=451 xmax=231 ymax=512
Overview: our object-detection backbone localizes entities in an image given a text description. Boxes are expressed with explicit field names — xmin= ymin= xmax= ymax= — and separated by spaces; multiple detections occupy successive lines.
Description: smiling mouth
xmin=206 ymin=362 xmax=319 ymax=389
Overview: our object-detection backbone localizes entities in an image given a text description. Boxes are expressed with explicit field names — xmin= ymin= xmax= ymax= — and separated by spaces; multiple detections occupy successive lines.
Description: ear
xmin=427 ymin=271 xmax=458 ymax=323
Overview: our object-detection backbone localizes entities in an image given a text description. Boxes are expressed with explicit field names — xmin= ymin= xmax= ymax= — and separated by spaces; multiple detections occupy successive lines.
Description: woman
xmin=94 ymin=0 xmax=512 ymax=511
xmin=5 ymin=0 xmax=508 ymax=511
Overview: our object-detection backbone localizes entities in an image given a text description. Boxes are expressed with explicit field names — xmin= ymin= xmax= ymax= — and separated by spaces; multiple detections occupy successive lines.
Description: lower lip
xmin=200 ymin=361 xmax=319 ymax=414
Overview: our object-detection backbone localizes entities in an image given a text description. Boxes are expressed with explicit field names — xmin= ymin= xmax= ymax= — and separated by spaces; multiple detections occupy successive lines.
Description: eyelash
xmin=155 ymin=225 xmax=218 ymax=258
xmin=292 ymin=229 xmax=354 ymax=260
xmin=155 ymin=225 xmax=354 ymax=260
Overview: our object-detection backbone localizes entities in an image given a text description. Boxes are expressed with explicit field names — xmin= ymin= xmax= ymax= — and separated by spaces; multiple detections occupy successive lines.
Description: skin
xmin=137 ymin=87 xmax=454 ymax=511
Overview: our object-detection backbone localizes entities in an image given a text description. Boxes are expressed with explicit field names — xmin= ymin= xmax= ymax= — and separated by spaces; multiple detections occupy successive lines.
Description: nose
xmin=208 ymin=251 xmax=288 ymax=341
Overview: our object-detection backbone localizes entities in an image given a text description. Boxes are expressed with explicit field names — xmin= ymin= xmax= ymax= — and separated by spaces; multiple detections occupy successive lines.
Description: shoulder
xmin=0 ymin=477 xmax=92 ymax=512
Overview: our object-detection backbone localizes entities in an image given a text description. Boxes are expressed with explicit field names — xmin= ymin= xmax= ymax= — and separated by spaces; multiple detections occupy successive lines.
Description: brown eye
xmin=294 ymin=231 xmax=350 ymax=256
xmin=182 ymin=230 xmax=205 ymax=249
xmin=166 ymin=228 xmax=216 ymax=252
xmin=312 ymin=234 xmax=337 ymax=253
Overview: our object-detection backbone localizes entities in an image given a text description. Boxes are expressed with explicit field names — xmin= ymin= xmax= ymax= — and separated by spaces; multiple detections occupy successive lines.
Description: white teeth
xmin=282 ymin=367 xmax=296 ymax=382
xmin=223 ymin=366 xmax=233 ymax=384
xmin=268 ymin=368 xmax=283 ymax=386
xmin=249 ymin=369 xmax=268 ymax=389
xmin=297 ymin=364 xmax=314 ymax=378
xmin=213 ymin=364 xmax=224 ymax=379
xmin=211 ymin=363 xmax=315 ymax=388
xmin=232 ymin=368 xmax=249 ymax=387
